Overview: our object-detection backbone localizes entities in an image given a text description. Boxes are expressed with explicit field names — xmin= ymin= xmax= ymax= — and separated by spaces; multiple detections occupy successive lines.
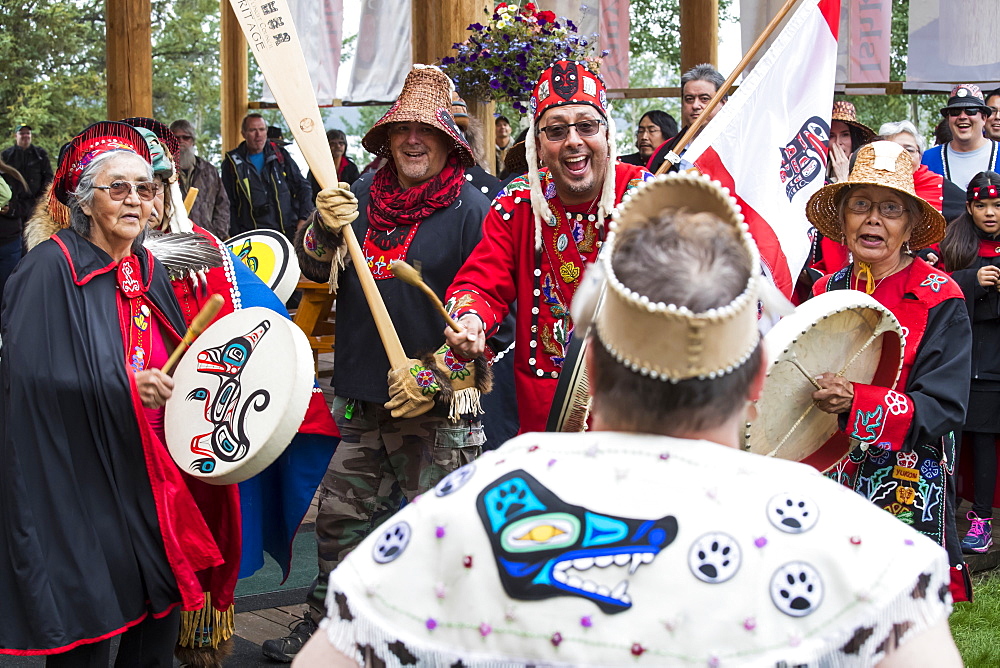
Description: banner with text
xmin=740 ymin=0 xmax=889 ymax=84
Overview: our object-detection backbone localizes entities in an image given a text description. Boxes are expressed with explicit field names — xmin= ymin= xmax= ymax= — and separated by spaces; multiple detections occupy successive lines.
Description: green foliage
xmin=610 ymin=0 xmax=733 ymax=156
xmin=951 ymin=571 xmax=1000 ymax=667
xmin=840 ymin=0 xmax=946 ymax=145
xmin=0 ymin=0 xmax=227 ymax=164
xmin=150 ymin=0 xmax=225 ymax=161
xmin=338 ymin=104 xmax=391 ymax=168
xmin=0 ymin=0 xmax=107 ymax=158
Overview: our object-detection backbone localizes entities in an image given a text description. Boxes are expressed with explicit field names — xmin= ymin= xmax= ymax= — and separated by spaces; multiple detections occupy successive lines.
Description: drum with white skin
xmin=226 ymin=229 xmax=301 ymax=303
xmin=744 ymin=290 xmax=904 ymax=472
xmin=165 ymin=306 xmax=313 ymax=484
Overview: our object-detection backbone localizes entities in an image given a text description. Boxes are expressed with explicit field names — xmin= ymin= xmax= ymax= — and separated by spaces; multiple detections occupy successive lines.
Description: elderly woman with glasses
xmin=0 ymin=122 xmax=222 ymax=666
xmin=806 ymin=140 xmax=974 ymax=602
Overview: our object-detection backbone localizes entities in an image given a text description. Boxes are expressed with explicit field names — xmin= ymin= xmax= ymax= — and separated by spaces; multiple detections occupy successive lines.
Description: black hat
xmin=15 ymin=124 xmax=31 ymax=133
xmin=267 ymin=125 xmax=290 ymax=146
xmin=941 ymin=84 xmax=992 ymax=116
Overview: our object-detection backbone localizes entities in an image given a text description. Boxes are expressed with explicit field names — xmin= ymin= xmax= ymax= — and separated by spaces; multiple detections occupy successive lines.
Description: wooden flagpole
xmin=656 ymin=0 xmax=803 ymax=175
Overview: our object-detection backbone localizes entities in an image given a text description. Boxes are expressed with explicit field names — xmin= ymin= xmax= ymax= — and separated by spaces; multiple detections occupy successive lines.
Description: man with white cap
xmin=444 ymin=60 xmax=652 ymax=434
xmin=294 ymin=174 xmax=961 ymax=667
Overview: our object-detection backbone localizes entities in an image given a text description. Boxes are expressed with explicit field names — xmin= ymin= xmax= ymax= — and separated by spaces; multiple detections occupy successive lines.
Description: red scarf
xmin=367 ymin=153 xmax=466 ymax=232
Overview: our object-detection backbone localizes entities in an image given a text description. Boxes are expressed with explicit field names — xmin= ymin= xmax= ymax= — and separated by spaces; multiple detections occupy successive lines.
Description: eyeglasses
xmin=538 ymin=119 xmax=606 ymax=142
xmin=943 ymin=107 xmax=991 ymax=118
xmin=845 ymin=196 xmax=907 ymax=219
xmin=92 ymin=180 xmax=159 ymax=201
xmin=635 ymin=126 xmax=662 ymax=136
xmin=172 ymin=133 xmax=194 ymax=141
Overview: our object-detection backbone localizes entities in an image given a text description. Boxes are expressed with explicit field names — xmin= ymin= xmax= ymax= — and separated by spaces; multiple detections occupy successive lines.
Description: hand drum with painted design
xmin=226 ymin=229 xmax=301 ymax=303
xmin=744 ymin=290 xmax=904 ymax=472
xmin=165 ymin=306 xmax=313 ymax=484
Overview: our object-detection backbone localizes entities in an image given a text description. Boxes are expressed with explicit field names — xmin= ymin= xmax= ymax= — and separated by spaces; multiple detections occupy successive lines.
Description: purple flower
xmin=490 ymin=78 xmax=502 ymax=89
xmin=468 ymin=22 xmax=484 ymax=31
xmin=441 ymin=56 xmax=455 ymax=65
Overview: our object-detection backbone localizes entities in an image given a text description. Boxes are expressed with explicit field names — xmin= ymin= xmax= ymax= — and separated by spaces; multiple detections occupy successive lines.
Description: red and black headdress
xmin=47 ymin=121 xmax=153 ymax=225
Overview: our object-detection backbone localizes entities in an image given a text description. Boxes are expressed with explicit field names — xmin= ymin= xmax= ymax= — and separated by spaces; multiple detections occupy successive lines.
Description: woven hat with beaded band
xmin=525 ymin=60 xmax=618 ymax=250
xmin=831 ymin=101 xmax=876 ymax=145
xmin=362 ymin=65 xmax=474 ymax=167
xmin=572 ymin=173 xmax=761 ymax=383
xmin=806 ymin=140 xmax=946 ymax=251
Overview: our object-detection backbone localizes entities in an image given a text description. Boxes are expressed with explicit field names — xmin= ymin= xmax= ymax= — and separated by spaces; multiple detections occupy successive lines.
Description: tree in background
xmin=841 ymin=0 xmax=946 ymax=146
xmin=0 ymin=1 xmax=106 ymax=159
xmin=0 ymin=0 xmax=225 ymax=162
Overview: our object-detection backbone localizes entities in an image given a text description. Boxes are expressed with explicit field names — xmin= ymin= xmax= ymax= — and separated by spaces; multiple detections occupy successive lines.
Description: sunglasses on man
xmin=942 ymin=107 xmax=993 ymax=118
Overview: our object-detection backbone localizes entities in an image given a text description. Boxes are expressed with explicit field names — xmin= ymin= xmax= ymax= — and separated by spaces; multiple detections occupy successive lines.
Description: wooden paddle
xmin=161 ymin=293 xmax=224 ymax=375
xmin=226 ymin=0 xmax=408 ymax=370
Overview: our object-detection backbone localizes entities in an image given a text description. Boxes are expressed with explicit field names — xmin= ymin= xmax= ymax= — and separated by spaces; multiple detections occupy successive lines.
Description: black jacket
xmin=0 ymin=173 xmax=32 ymax=245
xmin=1 ymin=144 xmax=53 ymax=205
xmin=308 ymin=157 xmax=360 ymax=202
xmin=646 ymin=128 xmax=689 ymax=174
xmin=222 ymin=140 xmax=313 ymax=239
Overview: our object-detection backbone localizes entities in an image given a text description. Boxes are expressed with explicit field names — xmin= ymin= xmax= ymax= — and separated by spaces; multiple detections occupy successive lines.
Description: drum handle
xmin=162 ymin=294 xmax=225 ymax=375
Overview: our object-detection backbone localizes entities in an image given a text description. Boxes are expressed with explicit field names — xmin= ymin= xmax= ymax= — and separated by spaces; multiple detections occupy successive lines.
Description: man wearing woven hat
xmin=267 ymin=65 xmax=494 ymax=662
xmin=295 ymin=174 xmax=961 ymax=667
xmin=444 ymin=60 xmax=653 ymax=434
xmin=923 ymin=84 xmax=1000 ymax=190
xmin=807 ymin=140 xmax=974 ymax=602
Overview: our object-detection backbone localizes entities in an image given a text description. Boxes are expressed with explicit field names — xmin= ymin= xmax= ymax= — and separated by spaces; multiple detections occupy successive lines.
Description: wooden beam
xmin=106 ymin=0 xmax=152 ymax=120
xmin=679 ymin=0 xmax=719 ymax=73
xmin=220 ymin=0 xmax=248 ymax=153
xmin=411 ymin=0 xmax=498 ymax=173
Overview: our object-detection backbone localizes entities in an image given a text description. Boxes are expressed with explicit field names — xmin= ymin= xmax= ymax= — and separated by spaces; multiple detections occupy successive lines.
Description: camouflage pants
xmin=305 ymin=396 xmax=484 ymax=618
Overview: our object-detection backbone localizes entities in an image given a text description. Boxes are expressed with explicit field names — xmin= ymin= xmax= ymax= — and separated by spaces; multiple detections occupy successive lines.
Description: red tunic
xmin=447 ymin=163 xmax=652 ymax=433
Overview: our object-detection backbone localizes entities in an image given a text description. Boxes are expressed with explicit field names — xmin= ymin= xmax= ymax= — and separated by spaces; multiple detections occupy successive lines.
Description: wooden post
xmin=220 ymin=0 xmax=248 ymax=153
xmin=411 ymin=0 xmax=498 ymax=173
xmin=105 ymin=0 xmax=153 ymax=120
xmin=679 ymin=0 xmax=719 ymax=73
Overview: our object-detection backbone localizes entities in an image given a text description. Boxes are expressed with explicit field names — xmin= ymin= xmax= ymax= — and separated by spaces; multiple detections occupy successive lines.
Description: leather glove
xmin=385 ymin=358 xmax=440 ymax=419
xmin=315 ymin=182 xmax=359 ymax=234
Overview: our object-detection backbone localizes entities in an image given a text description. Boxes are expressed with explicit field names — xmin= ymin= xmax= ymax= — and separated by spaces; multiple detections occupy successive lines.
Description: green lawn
xmin=951 ymin=571 xmax=1000 ymax=667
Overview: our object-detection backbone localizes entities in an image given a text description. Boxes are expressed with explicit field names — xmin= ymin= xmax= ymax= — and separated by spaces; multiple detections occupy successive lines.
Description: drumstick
xmin=183 ymin=186 xmax=199 ymax=212
xmin=161 ymin=294 xmax=224 ymax=375
xmin=788 ymin=352 xmax=823 ymax=390
xmin=228 ymin=0 xmax=408 ymax=370
xmin=389 ymin=260 xmax=461 ymax=332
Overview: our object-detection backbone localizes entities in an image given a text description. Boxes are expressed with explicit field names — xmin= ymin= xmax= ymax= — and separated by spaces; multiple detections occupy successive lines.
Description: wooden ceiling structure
xmin=105 ymin=0 xmax=720 ymax=154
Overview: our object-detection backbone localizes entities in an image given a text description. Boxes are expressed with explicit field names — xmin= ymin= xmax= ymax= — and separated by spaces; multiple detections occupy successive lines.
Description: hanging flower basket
xmin=441 ymin=2 xmax=606 ymax=114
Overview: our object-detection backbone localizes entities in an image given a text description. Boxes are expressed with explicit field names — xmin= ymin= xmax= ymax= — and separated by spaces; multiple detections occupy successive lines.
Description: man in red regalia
xmin=444 ymin=60 xmax=653 ymax=433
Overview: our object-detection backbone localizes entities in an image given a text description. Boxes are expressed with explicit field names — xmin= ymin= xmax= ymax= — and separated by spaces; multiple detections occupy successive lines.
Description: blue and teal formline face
xmin=477 ymin=470 xmax=677 ymax=614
